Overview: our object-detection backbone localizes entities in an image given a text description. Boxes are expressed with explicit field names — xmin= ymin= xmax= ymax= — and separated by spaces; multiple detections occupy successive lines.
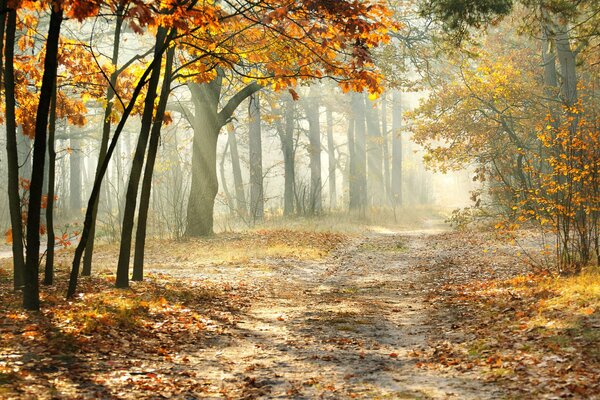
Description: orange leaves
xmin=63 ymin=0 xmax=101 ymax=21
xmin=175 ymin=0 xmax=392 ymax=93
xmin=5 ymin=229 xmax=13 ymax=244
xmin=288 ymin=88 xmax=300 ymax=101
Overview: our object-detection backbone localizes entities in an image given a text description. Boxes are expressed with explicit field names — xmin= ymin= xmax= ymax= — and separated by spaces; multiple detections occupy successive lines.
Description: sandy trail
xmin=152 ymin=230 xmax=504 ymax=399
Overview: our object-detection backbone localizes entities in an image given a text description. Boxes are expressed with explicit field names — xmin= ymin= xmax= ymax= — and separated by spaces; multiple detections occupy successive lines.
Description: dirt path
xmin=166 ymin=230 xmax=505 ymax=399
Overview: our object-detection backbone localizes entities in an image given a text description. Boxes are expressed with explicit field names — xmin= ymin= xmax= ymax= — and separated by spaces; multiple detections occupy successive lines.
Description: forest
xmin=0 ymin=0 xmax=598 ymax=398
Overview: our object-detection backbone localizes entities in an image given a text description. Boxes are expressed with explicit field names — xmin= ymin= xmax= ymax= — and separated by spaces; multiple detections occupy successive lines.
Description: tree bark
xmin=69 ymin=137 xmax=82 ymax=211
xmin=304 ymin=93 xmax=322 ymax=215
xmin=391 ymin=91 xmax=403 ymax=206
xmin=185 ymin=79 xmax=222 ymax=237
xmin=365 ymin=95 xmax=384 ymax=206
xmin=24 ymin=6 xmax=63 ymax=310
xmin=276 ymin=94 xmax=296 ymax=216
xmin=326 ymin=106 xmax=337 ymax=209
xmin=67 ymin=39 xmax=169 ymax=299
xmin=132 ymin=39 xmax=175 ymax=282
xmin=248 ymin=93 xmax=264 ymax=222
xmin=3 ymin=5 xmax=25 ymax=290
xmin=44 ymin=80 xmax=57 ymax=286
xmin=381 ymin=95 xmax=391 ymax=203
xmin=227 ymin=125 xmax=246 ymax=216
xmin=351 ymin=92 xmax=367 ymax=214
xmin=185 ymin=78 xmax=261 ymax=236
xmin=347 ymin=113 xmax=358 ymax=210
xmin=116 ymin=27 xmax=167 ymax=289
xmin=82 ymin=10 xmax=124 ymax=276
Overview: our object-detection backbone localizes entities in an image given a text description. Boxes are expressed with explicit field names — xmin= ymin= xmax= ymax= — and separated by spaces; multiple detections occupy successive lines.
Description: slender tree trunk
xmin=304 ymin=95 xmax=322 ymax=215
xmin=381 ymin=95 xmax=391 ymax=203
xmin=219 ymin=141 xmax=235 ymax=215
xmin=116 ymin=27 xmax=167 ymax=289
xmin=44 ymin=80 xmax=57 ymax=286
xmin=3 ymin=5 xmax=25 ymax=290
xmin=17 ymin=131 xmax=32 ymax=181
xmin=227 ymin=125 xmax=246 ymax=216
xmin=282 ymin=96 xmax=296 ymax=216
xmin=67 ymin=41 xmax=168 ymax=299
xmin=132 ymin=40 xmax=174 ymax=281
xmin=248 ymin=93 xmax=264 ymax=222
xmin=83 ymin=11 xmax=124 ymax=276
xmin=24 ymin=6 xmax=63 ymax=310
xmin=365 ymin=95 xmax=384 ymax=206
xmin=351 ymin=93 xmax=367 ymax=214
xmin=69 ymin=137 xmax=82 ymax=211
xmin=326 ymin=106 xmax=337 ymax=209
xmin=347 ymin=113 xmax=358 ymax=210
xmin=391 ymin=91 xmax=403 ymax=206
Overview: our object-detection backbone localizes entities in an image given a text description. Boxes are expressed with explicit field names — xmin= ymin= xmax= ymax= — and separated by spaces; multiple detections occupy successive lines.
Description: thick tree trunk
xmin=187 ymin=123 xmax=219 ymax=236
xmin=83 ymin=11 xmax=124 ymax=276
xmin=326 ymin=106 xmax=337 ymax=209
xmin=227 ymin=125 xmax=246 ymax=216
xmin=185 ymin=78 xmax=261 ymax=237
xmin=351 ymin=93 xmax=367 ymax=214
xmin=116 ymin=27 xmax=167 ymax=289
xmin=132 ymin=41 xmax=175 ymax=282
xmin=44 ymin=81 xmax=57 ymax=286
xmin=248 ymin=93 xmax=264 ymax=222
xmin=24 ymin=6 xmax=62 ymax=310
xmin=3 ymin=5 xmax=25 ymax=290
xmin=365 ymin=95 xmax=384 ymax=206
xmin=391 ymin=91 xmax=403 ymax=206
xmin=186 ymin=81 xmax=221 ymax=237
xmin=553 ymin=27 xmax=577 ymax=107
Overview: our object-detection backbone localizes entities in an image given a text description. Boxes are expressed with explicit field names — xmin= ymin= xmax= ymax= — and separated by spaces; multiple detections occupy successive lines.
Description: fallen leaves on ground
xmin=0 ymin=269 xmax=254 ymax=399
xmin=413 ymin=231 xmax=600 ymax=399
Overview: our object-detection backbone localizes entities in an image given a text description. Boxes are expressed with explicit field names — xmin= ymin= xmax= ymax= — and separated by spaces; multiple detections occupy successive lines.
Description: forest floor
xmin=0 ymin=221 xmax=599 ymax=399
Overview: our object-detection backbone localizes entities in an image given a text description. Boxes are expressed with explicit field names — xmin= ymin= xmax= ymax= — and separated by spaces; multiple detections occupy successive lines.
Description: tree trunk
xmin=185 ymin=78 xmax=261 ymax=237
xmin=275 ymin=94 xmax=296 ymax=216
xmin=391 ymin=91 xmax=403 ymax=206
xmin=381 ymin=95 xmax=391 ymax=203
xmin=116 ymin=27 xmax=167 ymax=289
xmin=351 ymin=92 xmax=367 ymax=214
xmin=304 ymin=94 xmax=322 ymax=215
xmin=185 ymin=81 xmax=221 ymax=237
xmin=3 ymin=5 xmax=25 ymax=290
xmin=227 ymin=125 xmax=247 ymax=216
xmin=67 ymin=37 xmax=169 ymax=299
xmin=24 ymin=6 xmax=63 ymax=310
xmin=347 ymin=113 xmax=358 ymax=210
xmin=44 ymin=80 xmax=57 ymax=286
xmin=219 ymin=140 xmax=235 ymax=215
xmin=69 ymin=138 xmax=82 ymax=212
xmin=326 ymin=106 xmax=337 ymax=209
xmin=132 ymin=40 xmax=175 ymax=282
xmin=248 ymin=93 xmax=264 ymax=222
xmin=83 ymin=11 xmax=124 ymax=276
xmin=365 ymin=95 xmax=384 ymax=206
